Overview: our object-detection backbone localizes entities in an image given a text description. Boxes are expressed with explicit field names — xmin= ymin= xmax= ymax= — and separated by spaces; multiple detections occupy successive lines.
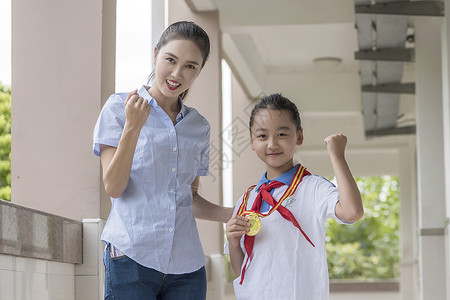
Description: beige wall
xmin=11 ymin=0 xmax=116 ymax=221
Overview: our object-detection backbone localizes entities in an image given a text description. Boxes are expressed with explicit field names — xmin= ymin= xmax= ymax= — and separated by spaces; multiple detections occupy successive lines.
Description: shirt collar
xmin=255 ymin=164 xmax=300 ymax=191
xmin=138 ymin=85 xmax=186 ymax=121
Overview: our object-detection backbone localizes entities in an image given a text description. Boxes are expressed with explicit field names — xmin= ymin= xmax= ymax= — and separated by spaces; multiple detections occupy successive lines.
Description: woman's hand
xmin=124 ymin=89 xmax=151 ymax=131
xmin=226 ymin=215 xmax=250 ymax=247
xmin=100 ymin=90 xmax=150 ymax=199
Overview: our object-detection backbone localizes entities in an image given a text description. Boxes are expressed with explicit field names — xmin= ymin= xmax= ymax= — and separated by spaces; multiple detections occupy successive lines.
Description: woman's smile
xmin=166 ymin=79 xmax=181 ymax=91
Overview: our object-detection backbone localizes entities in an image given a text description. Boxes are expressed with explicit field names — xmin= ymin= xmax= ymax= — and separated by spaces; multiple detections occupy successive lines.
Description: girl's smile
xmin=267 ymin=152 xmax=282 ymax=157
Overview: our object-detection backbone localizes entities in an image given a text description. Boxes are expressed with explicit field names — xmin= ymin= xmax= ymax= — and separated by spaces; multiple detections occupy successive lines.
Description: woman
xmin=93 ymin=21 xmax=233 ymax=300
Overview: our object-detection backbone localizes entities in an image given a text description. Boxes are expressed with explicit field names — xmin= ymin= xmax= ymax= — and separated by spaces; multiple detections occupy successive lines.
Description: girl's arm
xmin=191 ymin=176 xmax=234 ymax=223
xmin=101 ymin=90 xmax=150 ymax=198
xmin=324 ymin=134 xmax=364 ymax=223
xmin=226 ymin=215 xmax=249 ymax=275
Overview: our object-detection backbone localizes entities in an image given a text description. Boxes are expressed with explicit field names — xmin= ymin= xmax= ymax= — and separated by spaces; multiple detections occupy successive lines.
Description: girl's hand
xmin=226 ymin=215 xmax=250 ymax=247
xmin=124 ymin=89 xmax=151 ymax=131
xmin=324 ymin=133 xmax=347 ymax=159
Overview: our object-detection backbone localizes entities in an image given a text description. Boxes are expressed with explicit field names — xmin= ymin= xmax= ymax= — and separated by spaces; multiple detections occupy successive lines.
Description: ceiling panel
xmin=199 ymin=0 xmax=415 ymax=155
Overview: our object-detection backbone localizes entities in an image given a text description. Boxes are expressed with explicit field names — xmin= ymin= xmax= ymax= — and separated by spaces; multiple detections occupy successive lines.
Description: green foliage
xmin=326 ymin=176 xmax=400 ymax=279
xmin=0 ymin=82 xmax=11 ymax=201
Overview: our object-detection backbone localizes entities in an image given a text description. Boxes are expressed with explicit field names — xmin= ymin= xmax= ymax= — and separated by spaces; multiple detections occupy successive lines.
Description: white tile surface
xmin=13 ymin=271 xmax=49 ymax=300
xmin=15 ymin=257 xmax=47 ymax=273
xmin=0 ymin=258 xmax=76 ymax=300
xmin=0 ymin=254 xmax=15 ymax=270
xmin=47 ymin=261 xmax=75 ymax=276
xmin=75 ymin=219 xmax=104 ymax=276
xmin=47 ymin=273 xmax=75 ymax=300
xmin=75 ymin=276 xmax=100 ymax=300
xmin=74 ymin=219 xmax=105 ymax=300
xmin=0 ymin=270 xmax=16 ymax=299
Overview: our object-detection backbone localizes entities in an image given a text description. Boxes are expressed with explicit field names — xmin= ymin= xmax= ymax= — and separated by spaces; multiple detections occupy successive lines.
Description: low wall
xmin=0 ymin=218 xmax=105 ymax=300
xmin=0 ymin=200 xmax=105 ymax=300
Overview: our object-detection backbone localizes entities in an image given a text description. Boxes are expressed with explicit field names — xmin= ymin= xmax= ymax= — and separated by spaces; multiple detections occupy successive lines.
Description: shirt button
xmin=170 ymin=189 xmax=174 ymax=193
xmin=170 ymin=128 xmax=174 ymax=133
xmin=172 ymin=147 xmax=177 ymax=152
xmin=171 ymin=168 xmax=176 ymax=172
xmin=169 ymin=228 xmax=173 ymax=232
xmin=170 ymin=206 xmax=175 ymax=211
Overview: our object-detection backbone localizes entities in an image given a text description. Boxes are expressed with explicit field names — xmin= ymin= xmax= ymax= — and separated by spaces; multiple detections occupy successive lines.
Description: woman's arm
xmin=324 ymin=134 xmax=364 ymax=223
xmin=100 ymin=90 xmax=150 ymax=198
xmin=191 ymin=176 xmax=234 ymax=223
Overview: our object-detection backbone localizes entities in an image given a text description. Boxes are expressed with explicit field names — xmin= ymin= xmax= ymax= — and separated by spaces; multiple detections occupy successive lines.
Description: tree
xmin=0 ymin=82 xmax=11 ymax=201
xmin=326 ymin=176 xmax=400 ymax=279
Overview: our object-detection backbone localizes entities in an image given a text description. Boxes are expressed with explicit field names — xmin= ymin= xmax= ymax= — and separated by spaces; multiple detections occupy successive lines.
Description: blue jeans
xmin=104 ymin=245 xmax=207 ymax=300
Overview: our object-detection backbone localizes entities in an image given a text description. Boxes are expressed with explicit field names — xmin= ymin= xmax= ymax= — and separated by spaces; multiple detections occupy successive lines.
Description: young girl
xmin=225 ymin=93 xmax=364 ymax=299
xmin=93 ymin=21 xmax=233 ymax=300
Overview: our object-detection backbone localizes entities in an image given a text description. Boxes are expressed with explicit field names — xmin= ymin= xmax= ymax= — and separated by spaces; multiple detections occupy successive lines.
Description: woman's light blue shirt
xmin=93 ymin=85 xmax=210 ymax=274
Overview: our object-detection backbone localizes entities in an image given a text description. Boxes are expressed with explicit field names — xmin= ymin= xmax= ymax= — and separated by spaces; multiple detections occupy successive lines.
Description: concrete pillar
xmin=415 ymin=17 xmax=448 ymax=300
xmin=168 ymin=0 xmax=223 ymax=257
xmin=167 ymin=3 xmax=225 ymax=298
xmin=441 ymin=1 xmax=450 ymax=298
xmin=11 ymin=0 xmax=116 ymax=221
xmin=398 ymin=140 xmax=419 ymax=300
xmin=231 ymin=75 xmax=265 ymax=202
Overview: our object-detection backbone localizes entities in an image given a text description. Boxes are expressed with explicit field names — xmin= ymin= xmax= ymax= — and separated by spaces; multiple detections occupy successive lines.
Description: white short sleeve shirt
xmin=225 ymin=170 xmax=349 ymax=300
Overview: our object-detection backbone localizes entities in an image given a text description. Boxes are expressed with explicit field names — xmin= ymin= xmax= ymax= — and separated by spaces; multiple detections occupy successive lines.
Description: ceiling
xmin=187 ymin=0 xmax=417 ymax=176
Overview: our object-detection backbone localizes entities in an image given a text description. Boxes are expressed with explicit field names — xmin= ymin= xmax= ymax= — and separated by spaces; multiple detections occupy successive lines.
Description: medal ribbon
xmin=237 ymin=165 xmax=314 ymax=285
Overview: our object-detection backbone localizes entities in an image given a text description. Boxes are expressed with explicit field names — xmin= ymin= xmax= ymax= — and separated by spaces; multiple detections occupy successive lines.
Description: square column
xmin=168 ymin=0 xmax=224 ymax=256
xmin=441 ymin=0 xmax=450 ymax=298
xmin=11 ymin=0 xmax=116 ymax=220
xmin=415 ymin=16 xmax=448 ymax=300
xmin=399 ymin=140 xmax=419 ymax=300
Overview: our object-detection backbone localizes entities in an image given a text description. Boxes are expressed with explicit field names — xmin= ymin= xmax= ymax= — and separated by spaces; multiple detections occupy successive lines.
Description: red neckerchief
xmin=237 ymin=164 xmax=314 ymax=285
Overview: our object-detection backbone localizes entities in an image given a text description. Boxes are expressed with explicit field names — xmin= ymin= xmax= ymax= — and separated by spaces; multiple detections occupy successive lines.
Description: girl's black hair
xmin=148 ymin=21 xmax=210 ymax=100
xmin=249 ymin=93 xmax=302 ymax=131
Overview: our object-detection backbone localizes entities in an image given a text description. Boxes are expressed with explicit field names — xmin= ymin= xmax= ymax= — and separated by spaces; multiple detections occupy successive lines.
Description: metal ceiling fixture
xmin=353 ymin=0 xmax=444 ymax=138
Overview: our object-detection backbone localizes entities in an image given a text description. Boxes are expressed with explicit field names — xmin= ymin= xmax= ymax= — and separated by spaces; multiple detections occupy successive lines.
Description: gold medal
xmin=245 ymin=212 xmax=261 ymax=236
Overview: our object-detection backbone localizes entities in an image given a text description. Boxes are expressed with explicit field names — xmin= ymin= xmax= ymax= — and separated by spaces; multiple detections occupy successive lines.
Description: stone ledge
xmin=0 ymin=200 xmax=82 ymax=264
xmin=330 ymin=279 xmax=399 ymax=292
